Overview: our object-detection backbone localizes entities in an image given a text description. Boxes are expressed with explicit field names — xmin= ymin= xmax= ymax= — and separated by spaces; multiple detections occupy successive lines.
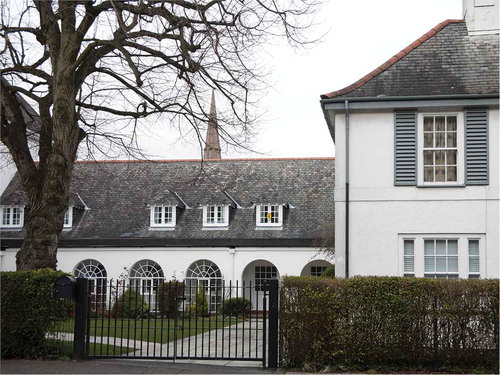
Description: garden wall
xmin=280 ymin=276 xmax=499 ymax=372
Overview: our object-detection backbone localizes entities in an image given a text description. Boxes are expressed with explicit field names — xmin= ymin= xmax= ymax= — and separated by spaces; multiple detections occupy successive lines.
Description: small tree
xmin=112 ymin=289 xmax=150 ymax=319
xmin=156 ymin=281 xmax=184 ymax=319
xmin=188 ymin=285 xmax=209 ymax=318
xmin=222 ymin=297 xmax=252 ymax=318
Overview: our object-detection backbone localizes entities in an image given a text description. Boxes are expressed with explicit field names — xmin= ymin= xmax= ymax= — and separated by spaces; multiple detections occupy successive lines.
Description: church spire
xmin=203 ymin=91 xmax=222 ymax=160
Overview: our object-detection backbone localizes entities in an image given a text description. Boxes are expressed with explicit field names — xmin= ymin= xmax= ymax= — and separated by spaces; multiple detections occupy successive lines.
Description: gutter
xmin=321 ymin=94 xmax=499 ymax=111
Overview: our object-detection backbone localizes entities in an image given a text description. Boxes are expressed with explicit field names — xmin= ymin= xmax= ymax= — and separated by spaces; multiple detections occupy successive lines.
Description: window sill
xmin=255 ymin=226 xmax=283 ymax=231
xmin=417 ymin=183 xmax=465 ymax=188
xmin=0 ymin=227 xmax=23 ymax=231
xmin=149 ymin=227 xmax=176 ymax=231
xmin=202 ymin=226 xmax=229 ymax=231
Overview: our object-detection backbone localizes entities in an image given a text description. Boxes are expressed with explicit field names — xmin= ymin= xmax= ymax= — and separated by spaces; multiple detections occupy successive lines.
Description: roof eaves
xmin=320 ymin=19 xmax=464 ymax=100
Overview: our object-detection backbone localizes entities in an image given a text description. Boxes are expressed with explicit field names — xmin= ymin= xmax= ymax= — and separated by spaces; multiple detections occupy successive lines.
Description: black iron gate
xmin=72 ymin=278 xmax=279 ymax=367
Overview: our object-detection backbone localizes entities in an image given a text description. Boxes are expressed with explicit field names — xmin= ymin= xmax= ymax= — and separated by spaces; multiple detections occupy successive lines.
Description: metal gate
xmin=72 ymin=278 xmax=278 ymax=367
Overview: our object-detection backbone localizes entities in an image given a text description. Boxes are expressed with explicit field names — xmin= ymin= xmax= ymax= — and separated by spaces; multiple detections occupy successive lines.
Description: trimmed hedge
xmin=111 ymin=288 xmax=150 ymax=318
xmin=280 ymin=276 xmax=499 ymax=372
xmin=1 ymin=269 xmax=71 ymax=359
xmin=222 ymin=297 xmax=252 ymax=317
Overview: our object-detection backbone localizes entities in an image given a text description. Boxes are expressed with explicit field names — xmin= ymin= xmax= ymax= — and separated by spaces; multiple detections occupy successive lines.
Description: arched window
xmin=128 ymin=259 xmax=164 ymax=309
xmin=73 ymin=259 xmax=107 ymax=312
xmin=185 ymin=260 xmax=223 ymax=313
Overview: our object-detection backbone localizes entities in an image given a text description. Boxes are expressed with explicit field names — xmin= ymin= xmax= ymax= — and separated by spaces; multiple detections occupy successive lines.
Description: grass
xmin=54 ymin=315 xmax=239 ymax=344
xmin=46 ymin=339 xmax=135 ymax=357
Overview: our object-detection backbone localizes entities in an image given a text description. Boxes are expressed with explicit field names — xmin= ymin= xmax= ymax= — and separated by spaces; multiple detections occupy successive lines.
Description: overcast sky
xmin=0 ymin=0 xmax=464 ymax=191
xmin=137 ymin=0 xmax=463 ymax=160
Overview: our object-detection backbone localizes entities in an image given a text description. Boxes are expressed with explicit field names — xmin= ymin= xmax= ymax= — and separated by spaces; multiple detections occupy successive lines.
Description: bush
xmin=222 ymin=297 xmax=252 ymax=317
xmin=156 ymin=281 xmax=184 ymax=318
xmin=320 ymin=265 xmax=335 ymax=278
xmin=1 ymin=269 xmax=72 ymax=359
xmin=187 ymin=285 xmax=209 ymax=318
xmin=111 ymin=288 xmax=150 ymax=319
xmin=280 ymin=276 xmax=499 ymax=372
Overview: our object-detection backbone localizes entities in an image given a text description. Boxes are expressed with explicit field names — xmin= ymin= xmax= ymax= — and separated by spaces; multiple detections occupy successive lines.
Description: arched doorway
xmin=185 ymin=259 xmax=223 ymax=313
xmin=241 ymin=260 xmax=279 ymax=311
xmin=74 ymin=259 xmax=107 ymax=312
xmin=128 ymin=259 xmax=164 ymax=309
xmin=300 ymin=259 xmax=333 ymax=277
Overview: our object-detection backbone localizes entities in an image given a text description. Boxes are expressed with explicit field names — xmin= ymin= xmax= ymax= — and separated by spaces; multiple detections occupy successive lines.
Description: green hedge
xmin=280 ymin=276 xmax=499 ymax=372
xmin=1 ymin=269 xmax=71 ymax=359
xmin=156 ymin=281 xmax=184 ymax=318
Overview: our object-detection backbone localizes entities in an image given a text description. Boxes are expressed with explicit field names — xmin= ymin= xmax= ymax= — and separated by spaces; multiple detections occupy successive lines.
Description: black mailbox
xmin=54 ymin=276 xmax=76 ymax=299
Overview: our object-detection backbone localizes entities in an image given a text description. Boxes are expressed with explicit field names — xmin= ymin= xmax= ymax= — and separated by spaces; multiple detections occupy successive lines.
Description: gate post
xmin=73 ymin=278 xmax=89 ymax=360
xmin=267 ymin=278 xmax=279 ymax=369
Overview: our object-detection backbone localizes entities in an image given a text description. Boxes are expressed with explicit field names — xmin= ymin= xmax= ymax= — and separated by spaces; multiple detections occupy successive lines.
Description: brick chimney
xmin=463 ymin=0 xmax=499 ymax=35
xmin=203 ymin=91 xmax=222 ymax=160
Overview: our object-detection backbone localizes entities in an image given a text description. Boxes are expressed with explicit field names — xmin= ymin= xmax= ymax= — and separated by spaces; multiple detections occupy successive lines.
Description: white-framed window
xmin=254 ymin=265 xmax=278 ymax=291
xmin=1 ymin=206 xmax=24 ymax=228
xmin=63 ymin=207 xmax=73 ymax=228
xmin=417 ymin=113 xmax=464 ymax=185
xmin=399 ymin=234 xmax=484 ymax=279
xmin=468 ymin=239 xmax=480 ymax=279
xmin=403 ymin=239 xmax=415 ymax=277
xmin=424 ymin=239 xmax=459 ymax=279
xmin=203 ymin=205 xmax=229 ymax=227
xmin=256 ymin=204 xmax=283 ymax=227
xmin=310 ymin=266 xmax=328 ymax=277
xmin=150 ymin=205 xmax=176 ymax=227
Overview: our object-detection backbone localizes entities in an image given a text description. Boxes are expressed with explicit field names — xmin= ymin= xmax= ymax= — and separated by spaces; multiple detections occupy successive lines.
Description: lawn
xmin=55 ymin=315 xmax=239 ymax=344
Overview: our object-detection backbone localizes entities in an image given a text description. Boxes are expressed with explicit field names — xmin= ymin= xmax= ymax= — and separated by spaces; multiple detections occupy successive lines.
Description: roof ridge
xmin=321 ymin=19 xmax=464 ymax=99
xmin=74 ymin=157 xmax=335 ymax=164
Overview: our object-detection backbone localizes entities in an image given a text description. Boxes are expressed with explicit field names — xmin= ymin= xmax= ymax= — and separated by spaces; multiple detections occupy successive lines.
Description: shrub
xmin=111 ymin=288 xmax=150 ymax=319
xmin=1 ymin=269 xmax=72 ymax=359
xmin=280 ymin=276 xmax=499 ymax=372
xmin=320 ymin=265 xmax=335 ymax=278
xmin=222 ymin=297 xmax=252 ymax=317
xmin=156 ymin=281 xmax=184 ymax=318
xmin=187 ymin=285 xmax=209 ymax=318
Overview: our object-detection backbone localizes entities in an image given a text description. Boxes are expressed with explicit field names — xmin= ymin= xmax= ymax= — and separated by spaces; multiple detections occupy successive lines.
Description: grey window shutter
xmin=394 ymin=111 xmax=417 ymax=185
xmin=465 ymin=109 xmax=488 ymax=185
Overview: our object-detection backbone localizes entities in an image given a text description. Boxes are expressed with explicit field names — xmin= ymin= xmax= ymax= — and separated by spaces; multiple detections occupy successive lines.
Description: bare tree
xmin=0 ymin=0 xmax=322 ymax=270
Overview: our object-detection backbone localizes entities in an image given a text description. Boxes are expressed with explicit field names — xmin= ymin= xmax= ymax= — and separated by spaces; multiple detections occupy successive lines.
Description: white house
xmin=1 ymin=93 xmax=334 ymax=310
xmin=320 ymin=0 xmax=499 ymax=279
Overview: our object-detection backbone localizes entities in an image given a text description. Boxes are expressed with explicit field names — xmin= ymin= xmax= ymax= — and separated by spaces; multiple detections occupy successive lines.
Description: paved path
xmin=50 ymin=320 xmax=265 ymax=360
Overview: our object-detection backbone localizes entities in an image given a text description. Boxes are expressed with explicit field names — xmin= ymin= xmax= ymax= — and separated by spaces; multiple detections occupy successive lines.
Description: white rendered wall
xmin=0 ymin=246 xmax=332 ymax=282
xmin=333 ymin=109 xmax=499 ymax=278
xmin=463 ymin=0 xmax=499 ymax=35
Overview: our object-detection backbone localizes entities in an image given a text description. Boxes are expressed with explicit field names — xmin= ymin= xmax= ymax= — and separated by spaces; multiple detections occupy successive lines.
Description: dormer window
xmin=1 ymin=206 xmax=24 ymax=228
xmin=203 ymin=205 xmax=229 ymax=227
xmin=150 ymin=205 xmax=176 ymax=227
xmin=63 ymin=207 xmax=73 ymax=228
xmin=256 ymin=204 xmax=282 ymax=227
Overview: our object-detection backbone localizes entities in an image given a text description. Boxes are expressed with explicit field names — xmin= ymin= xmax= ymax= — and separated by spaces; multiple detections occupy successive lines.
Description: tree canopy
xmin=0 ymin=0 xmax=322 ymax=270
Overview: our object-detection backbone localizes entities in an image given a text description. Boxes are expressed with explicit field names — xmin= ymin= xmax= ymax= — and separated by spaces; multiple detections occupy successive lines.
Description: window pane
xmin=436 ymin=257 xmax=447 ymax=272
xmin=435 ymin=132 xmax=445 ymax=148
xmin=404 ymin=240 xmax=414 ymax=256
xmin=424 ymin=133 xmax=433 ymax=148
xmin=12 ymin=208 xmax=20 ymax=225
xmin=469 ymin=239 xmax=479 ymax=256
xmin=425 ymin=257 xmax=435 ymax=272
xmin=424 ymin=117 xmax=434 ymax=131
xmin=424 ymin=167 xmax=434 ymax=182
xmin=424 ymin=240 xmax=434 ymax=255
xmin=448 ymin=256 xmax=458 ymax=272
xmin=424 ymin=151 xmax=433 ymax=165
xmin=446 ymin=150 xmax=457 ymax=165
xmin=447 ymin=116 xmax=457 ymax=131
xmin=436 ymin=240 xmax=446 ymax=254
xmin=435 ymin=117 xmax=446 ymax=131
xmin=404 ymin=257 xmax=414 ymax=273
xmin=2 ymin=207 xmax=10 ymax=225
xmin=447 ymin=167 xmax=457 ymax=182
xmin=448 ymin=240 xmax=458 ymax=255
xmin=435 ymin=166 xmax=445 ymax=182
xmin=447 ymin=132 xmax=457 ymax=147
xmin=435 ymin=151 xmax=445 ymax=165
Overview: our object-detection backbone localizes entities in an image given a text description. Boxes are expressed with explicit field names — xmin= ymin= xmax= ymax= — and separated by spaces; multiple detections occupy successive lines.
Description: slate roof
xmin=321 ymin=20 xmax=499 ymax=99
xmin=1 ymin=158 xmax=334 ymax=247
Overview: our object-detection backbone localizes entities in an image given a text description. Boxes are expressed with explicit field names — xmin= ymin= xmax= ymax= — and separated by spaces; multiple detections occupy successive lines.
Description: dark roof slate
xmin=1 ymin=158 xmax=334 ymax=245
xmin=322 ymin=20 xmax=499 ymax=99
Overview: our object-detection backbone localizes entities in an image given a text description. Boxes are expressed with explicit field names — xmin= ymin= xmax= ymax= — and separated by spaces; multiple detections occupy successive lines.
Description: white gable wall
xmin=333 ymin=109 xmax=499 ymax=278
